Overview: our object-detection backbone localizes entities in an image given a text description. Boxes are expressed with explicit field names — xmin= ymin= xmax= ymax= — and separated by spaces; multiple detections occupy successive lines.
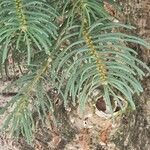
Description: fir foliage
xmin=0 ymin=0 xmax=150 ymax=144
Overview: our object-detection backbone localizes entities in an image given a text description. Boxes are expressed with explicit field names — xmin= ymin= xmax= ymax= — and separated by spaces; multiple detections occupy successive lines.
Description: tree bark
xmin=111 ymin=1 xmax=150 ymax=150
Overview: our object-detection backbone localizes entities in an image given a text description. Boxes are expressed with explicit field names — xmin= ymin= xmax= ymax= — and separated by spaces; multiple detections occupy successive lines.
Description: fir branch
xmin=14 ymin=0 xmax=27 ymax=32
xmin=82 ymin=18 xmax=108 ymax=85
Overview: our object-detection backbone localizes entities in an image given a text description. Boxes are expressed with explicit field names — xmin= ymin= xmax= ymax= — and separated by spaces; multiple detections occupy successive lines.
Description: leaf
xmin=2 ymin=34 xmax=13 ymax=63
xmin=103 ymin=85 xmax=113 ymax=116
xmin=24 ymin=33 xmax=31 ymax=65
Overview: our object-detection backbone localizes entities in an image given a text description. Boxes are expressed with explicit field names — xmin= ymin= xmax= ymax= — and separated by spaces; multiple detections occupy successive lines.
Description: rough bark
xmin=111 ymin=1 xmax=150 ymax=150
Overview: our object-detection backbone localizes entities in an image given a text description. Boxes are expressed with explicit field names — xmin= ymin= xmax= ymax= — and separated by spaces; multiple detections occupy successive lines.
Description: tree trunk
xmin=111 ymin=1 xmax=150 ymax=150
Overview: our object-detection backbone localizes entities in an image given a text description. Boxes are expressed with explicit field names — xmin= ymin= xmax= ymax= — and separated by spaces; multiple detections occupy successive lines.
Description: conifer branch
xmin=82 ymin=18 xmax=108 ymax=85
xmin=15 ymin=0 xmax=27 ymax=32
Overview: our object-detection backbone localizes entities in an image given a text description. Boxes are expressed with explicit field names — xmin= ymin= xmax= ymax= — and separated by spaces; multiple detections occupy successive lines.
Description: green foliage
xmin=0 ymin=0 xmax=150 ymax=145
xmin=0 ymin=0 xmax=58 ymax=64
